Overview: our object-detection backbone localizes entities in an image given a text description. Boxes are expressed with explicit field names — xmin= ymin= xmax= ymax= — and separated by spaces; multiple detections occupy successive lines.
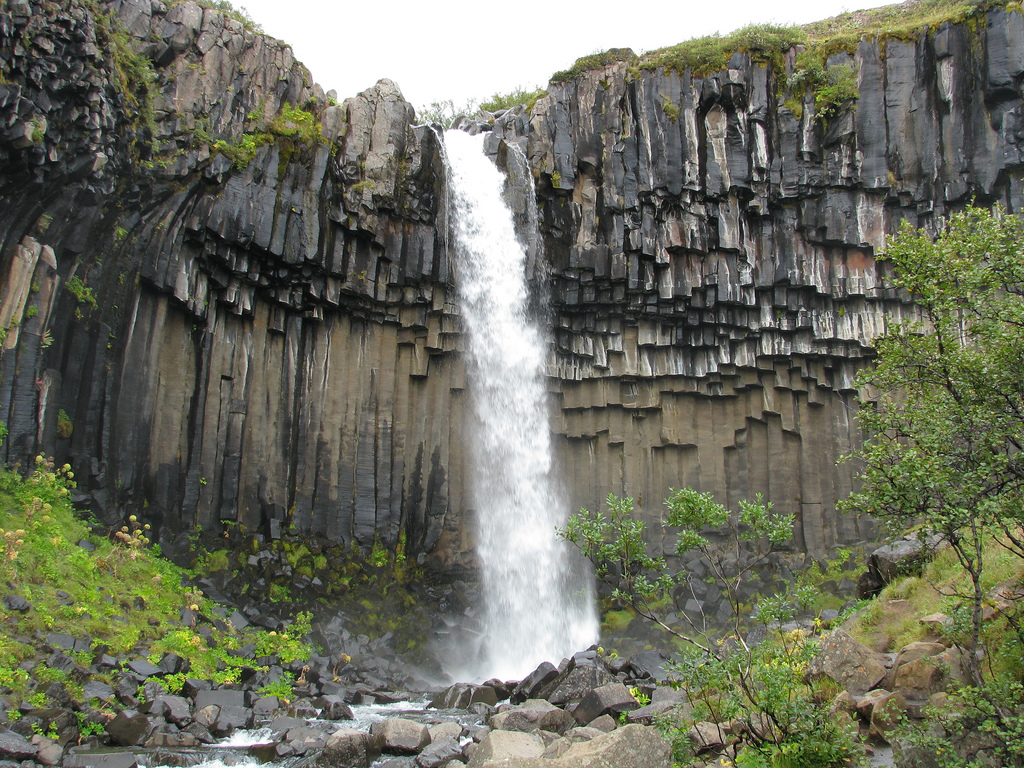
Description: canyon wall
xmin=1 ymin=0 xmax=1023 ymax=567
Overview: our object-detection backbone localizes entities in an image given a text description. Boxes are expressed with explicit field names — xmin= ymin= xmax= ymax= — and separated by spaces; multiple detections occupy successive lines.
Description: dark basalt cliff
xmin=1 ymin=0 xmax=1023 ymax=568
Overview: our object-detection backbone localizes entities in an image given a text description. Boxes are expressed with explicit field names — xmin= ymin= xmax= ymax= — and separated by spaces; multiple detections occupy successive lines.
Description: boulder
xmin=0 ymin=728 xmax=37 ymax=761
xmin=126 ymin=659 xmax=162 ymax=678
xmin=319 ymin=727 xmax=378 ymax=768
xmin=688 ymin=721 xmax=728 ymax=754
xmin=31 ymin=735 xmax=62 ymax=766
xmin=893 ymin=659 xmax=945 ymax=702
xmin=138 ymin=695 xmax=192 ymax=726
xmin=538 ymin=663 xmax=616 ymax=706
xmin=415 ymin=737 xmax=464 ymax=768
xmin=313 ymin=695 xmax=354 ymax=721
xmin=431 ymin=684 xmax=499 ymax=709
xmin=571 ymin=683 xmax=639 ymax=726
xmin=62 ymin=752 xmax=139 ymax=768
xmin=807 ymin=629 xmax=888 ymax=696
xmin=105 ymin=712 xmax=162 ymax=747
xmin=586 ymin=714 xmax=616 ymax=732
xmin=869 ymin=690 xmax=909 ymax=742
xmin=490 ymin=700 xmax=575 ymax=735
xmin=626 ymin=650 xmax=674 ymax=683
xmin=466 ymin=730 xmax=545 ymax=768
xmin=211 ymin=705 xmax=253 ymax=736
xmin=854 ymin=689 xmax=893 ymax=719
xmin=471 ymin=724 xmax=670 ymax=768
xmin=870 ymin=535 xmax=941 ymax=584
xmin=510 ymin=662 xmax=560 ymax=703
xmin=193 ymin=689 xmax=246 ymax=709
xmin=429 ymin=722 xmax=464 ymax=743
xmin=370 ymin=718 xmax=431 ymax=755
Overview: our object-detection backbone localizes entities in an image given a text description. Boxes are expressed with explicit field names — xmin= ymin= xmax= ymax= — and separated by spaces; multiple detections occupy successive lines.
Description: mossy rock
xmin=602 ymin=609 xmax=635 ymax=632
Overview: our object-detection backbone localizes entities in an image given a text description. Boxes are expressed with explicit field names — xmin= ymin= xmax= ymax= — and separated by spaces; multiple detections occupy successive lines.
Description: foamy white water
xmin=444 ymin=130 xmax=598 ymax=681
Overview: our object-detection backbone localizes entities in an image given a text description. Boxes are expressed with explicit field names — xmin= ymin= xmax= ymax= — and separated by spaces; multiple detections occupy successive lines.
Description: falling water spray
xmin=444 ymin=130 xmax=598 ymax=681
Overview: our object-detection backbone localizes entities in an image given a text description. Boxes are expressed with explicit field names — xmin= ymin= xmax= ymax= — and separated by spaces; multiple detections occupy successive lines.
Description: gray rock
xmin=473 ymin=724 xmax=669 ymax=768
xmin=62 ymin=752 xmax=139 ymax=768
xmin=0 ymin=729 xmax=37 ymax=761
xmin=313 ymin=695 xmax=354 ymax=721
xmin=319 ymin=727 xmax=378 ymax=768
xmin=538 ymin=664 xmax=616 ymax=706
xmin=431 ymin=684 xmax=499 ymax=709
xmin=571 ymin=683 xmax=638 ymax=726
xmin=415 ymin=737 xmax=463 ymax=768
xmin=465 ymin=730 xmax=545 ymax=768
xmin=105 ymin=712 xmax=161 ymax=747
xmin=489 ymin=700 xmax=574 ymax=735
xmin=370 ymin=718 xmax=431 ymax=755
xmin=807 ymin=629 xmax=889 ymax=696
xmin=511 ymin=663 xmax=560 ymax=703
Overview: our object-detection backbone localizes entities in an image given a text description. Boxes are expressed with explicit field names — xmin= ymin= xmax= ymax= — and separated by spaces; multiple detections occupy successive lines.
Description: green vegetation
xmin=204 ymin=104 xmax=323 ymax=170
xmin=88 ymin=1 xmax=158 ymax=143
xmin=546 ymin=1 xmax=1016 ymax=123
xmin=56 ymin=409 xmax=73 ymax=440
xmin=65 ymin=275 xmax=97 ymax=309
xmin=562 ymin=490 xmax=862 ymax=766
xmin=416 ymin=97 xmax=497 ymax=128
xmin=551 ymin=48 xmax=639 ymax=84
xmin=0 ymin=456 xmax=313 ymax=700
xmin=479 ymin=86 xmax=548 ymax=113
xmin=788 ymin=52 xmax=860 ymax=122
xmin=841 ymin=206 xmax=1024 ymax=764
xmin=638 ymin=24 xmax=806 ymax=80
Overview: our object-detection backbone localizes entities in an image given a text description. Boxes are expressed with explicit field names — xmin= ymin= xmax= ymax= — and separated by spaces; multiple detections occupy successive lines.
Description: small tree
xmin=842 ymin=206 xmax=1024 ymax=763
xmin=842 ymin=207 xmax=1024 ymax=671
xmin=560 ymin=490 xmax=858 ymax=767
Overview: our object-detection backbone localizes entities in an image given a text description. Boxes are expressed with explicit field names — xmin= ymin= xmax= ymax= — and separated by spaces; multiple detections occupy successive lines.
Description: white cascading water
xmin=443 ymin=130 xmax=598 ymax=682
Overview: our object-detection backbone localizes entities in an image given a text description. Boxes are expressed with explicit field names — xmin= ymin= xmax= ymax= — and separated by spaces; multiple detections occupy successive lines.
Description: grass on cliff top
xmin=0 ymin=456 xmax=312 ymax=700
xmin=551 ymin=0 xmax=1008 ymax=83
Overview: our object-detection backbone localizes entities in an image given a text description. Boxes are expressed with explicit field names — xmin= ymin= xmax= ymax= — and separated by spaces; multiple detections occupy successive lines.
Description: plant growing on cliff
xmin=65 ymin=276 xmax=97 ymax=310
xmin=788 ymin=51 xmax=859 ymax=122
xmin=479 ymin=86 xmax=548 ymax=113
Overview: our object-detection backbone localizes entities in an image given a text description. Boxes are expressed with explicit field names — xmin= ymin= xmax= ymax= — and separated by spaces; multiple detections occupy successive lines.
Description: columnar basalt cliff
xmin=1 ymin=0 xmax=1023 ymax=569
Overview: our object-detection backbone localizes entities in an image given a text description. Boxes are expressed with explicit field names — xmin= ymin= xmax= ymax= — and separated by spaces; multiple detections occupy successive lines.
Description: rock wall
xmin=490 ymin=10 xmax=1024 ymax=554
xmin=1 ymin=0 xmax=1024 ymax=567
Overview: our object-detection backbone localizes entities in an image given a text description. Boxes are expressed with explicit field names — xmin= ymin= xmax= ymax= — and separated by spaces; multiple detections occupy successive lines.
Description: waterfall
xmin=444 ymin=130 xmax=598 ymax=682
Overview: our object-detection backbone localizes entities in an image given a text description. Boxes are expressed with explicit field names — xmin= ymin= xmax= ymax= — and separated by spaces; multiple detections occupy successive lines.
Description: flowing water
xmin=443 ymin=130 xmax=598 ymax=681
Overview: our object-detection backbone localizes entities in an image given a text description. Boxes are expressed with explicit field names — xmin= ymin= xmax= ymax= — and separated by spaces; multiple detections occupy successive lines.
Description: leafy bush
xmin=842 ymin=206 xmax=1024 ymax=764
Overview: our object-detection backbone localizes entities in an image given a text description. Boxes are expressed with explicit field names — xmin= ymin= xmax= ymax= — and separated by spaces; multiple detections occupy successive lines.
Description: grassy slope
xmin=849 ymin=537 xmax=1024 ymax=671
xmin=551 ymin=0 xmax=1006 ymax=83
xmin=0 ymin=457 xmax=311 ymax=703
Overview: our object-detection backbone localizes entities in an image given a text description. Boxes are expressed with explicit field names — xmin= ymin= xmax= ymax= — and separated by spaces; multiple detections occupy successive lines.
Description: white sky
xmin=236 ymin=0 xmax=892 ymax=113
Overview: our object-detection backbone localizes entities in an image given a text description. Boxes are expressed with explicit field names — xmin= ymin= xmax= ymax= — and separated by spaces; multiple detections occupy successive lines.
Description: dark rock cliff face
xmin=2 ymin=0 xmax=1023 ymax=567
